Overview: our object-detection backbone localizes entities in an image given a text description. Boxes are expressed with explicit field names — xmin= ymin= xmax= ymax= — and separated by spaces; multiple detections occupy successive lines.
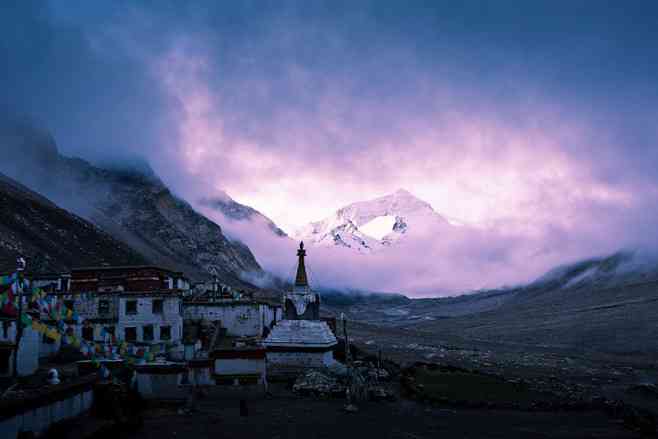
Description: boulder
xmin=292 ymin=370 xmax=346 ymax=397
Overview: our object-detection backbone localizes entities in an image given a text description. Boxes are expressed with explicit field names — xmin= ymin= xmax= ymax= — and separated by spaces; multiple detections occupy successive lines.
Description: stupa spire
xmin=294 ymin=241 xmax=309 ymax=288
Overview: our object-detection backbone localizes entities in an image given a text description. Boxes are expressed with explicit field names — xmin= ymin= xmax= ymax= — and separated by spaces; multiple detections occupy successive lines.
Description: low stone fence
xmin=134 ymin=363 xmax=188 ymax=399
xmin=0 ymin=374 xmax=99 ymax=438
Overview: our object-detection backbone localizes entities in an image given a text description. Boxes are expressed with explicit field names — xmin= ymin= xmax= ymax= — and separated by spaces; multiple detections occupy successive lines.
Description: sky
xmin=2 ymin=1 xmax=658 ymax=294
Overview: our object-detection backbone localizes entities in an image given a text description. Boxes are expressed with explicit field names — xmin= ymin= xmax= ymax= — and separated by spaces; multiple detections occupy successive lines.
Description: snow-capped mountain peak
xmin=295 ymin=189 xmax=449 ymax=252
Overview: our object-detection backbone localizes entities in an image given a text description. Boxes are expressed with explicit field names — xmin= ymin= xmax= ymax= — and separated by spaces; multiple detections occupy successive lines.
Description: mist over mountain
xmin=2 ymin=115 xmax=658 ymax=297
xmin=2 ymin=118 xmax=655 ymax=298
xmin=199 ymin=192 xmax=287 ymax=238
xmin=0 ymin=172 xmax=146 ymax=274
xmin=0 ymin=119 xmax=260 ymax=285
xmin=207 ymin=187 xmax=644 ymax=296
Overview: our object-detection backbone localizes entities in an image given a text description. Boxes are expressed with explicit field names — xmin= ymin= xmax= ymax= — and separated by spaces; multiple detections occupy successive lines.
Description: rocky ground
xmin=346 ymin=321 xmax=658 ymax=410
xmin=321 ymin=272 xmax=658 ymax=425
xmin=78 ymin=383 xmax=638 ymax=439
xmin=313 ymin=275 xmax=658 ymax=437
xmin=29 ymin=340 xmax=656 ymax=439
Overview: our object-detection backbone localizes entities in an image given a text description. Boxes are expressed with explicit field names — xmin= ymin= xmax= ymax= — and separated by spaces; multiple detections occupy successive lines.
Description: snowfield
xmin=295 ymin=188 xmax=451 ymax=253
xmin=360 ymin=215 xmax=397 ymax=240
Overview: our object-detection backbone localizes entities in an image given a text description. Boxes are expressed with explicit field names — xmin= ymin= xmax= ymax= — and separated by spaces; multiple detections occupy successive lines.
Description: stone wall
xmin=135 ymin=364 xmax=186 ymax=399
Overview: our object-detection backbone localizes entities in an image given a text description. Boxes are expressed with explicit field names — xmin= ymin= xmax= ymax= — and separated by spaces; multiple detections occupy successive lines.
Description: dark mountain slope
xmin=200 ymin=194 xmax=287 ymax=238
xmin=0 ymin=172 xmax=146 ymax=273
xmin=0 ymin=119 xmax=261 ymax=284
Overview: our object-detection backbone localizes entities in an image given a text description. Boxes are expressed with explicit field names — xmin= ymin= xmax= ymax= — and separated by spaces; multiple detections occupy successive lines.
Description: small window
xmin=152 ymin=299 xmax=164 ymax=314
xmin=82 ymin=326 xmax=94 ymax=341
xmin=160 ymin=326 xmax=171 ymax=340
xmin=125 ymin=327 xmax=137 ymax=342
xmin=64 ymin=300 xmax=75 ymax=311
xmin=125 ymin=300 xmax=138 ymax=315
xmin=143 ymin=325 xmax=154 ymax=341
xmin=98 ymin=300 xmax=110 ymax=314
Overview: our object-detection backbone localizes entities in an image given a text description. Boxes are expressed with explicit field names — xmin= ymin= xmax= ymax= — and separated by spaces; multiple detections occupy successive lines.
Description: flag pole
xmin=12 ymin=257 xmax=25 ymax=379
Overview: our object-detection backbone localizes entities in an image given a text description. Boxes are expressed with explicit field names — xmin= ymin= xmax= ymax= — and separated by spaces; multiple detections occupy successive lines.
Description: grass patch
xmin=413 ymin=367 xmax=550 ymax=406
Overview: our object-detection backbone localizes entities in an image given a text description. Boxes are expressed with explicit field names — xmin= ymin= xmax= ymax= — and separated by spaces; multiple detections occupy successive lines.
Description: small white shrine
xmin=264 ymin=242 xmax=337 ymax=377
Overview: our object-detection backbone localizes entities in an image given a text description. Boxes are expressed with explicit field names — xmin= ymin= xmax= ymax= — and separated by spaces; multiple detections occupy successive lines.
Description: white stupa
xmin=264 ymin=242 xmax=337 ymax=376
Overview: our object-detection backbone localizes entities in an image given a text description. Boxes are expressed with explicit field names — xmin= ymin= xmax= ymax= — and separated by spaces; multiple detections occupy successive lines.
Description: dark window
xmin=0 ymin=349 xmax=10 ymax=374
xmin=82 ymin=326 xmax=94 ymax=341
xmin=104 ymin=326 xmax=115 ymax=339
xmin=125 ymin=300 xmax=138 ymax=315
xmin=143 ymin=325 xmax=154 ymax=341
xmin=160 ymin=326 xmax=171 ymax=340
xmin=125 ymin=327 xmax=137 ymax=342
xmin=152 ymin=299 xmax=164 ymax=314
xmin=98 ymin=300 xmax=110 ymax=314
xmin=64 ymin=300 xmax=75 ymax=311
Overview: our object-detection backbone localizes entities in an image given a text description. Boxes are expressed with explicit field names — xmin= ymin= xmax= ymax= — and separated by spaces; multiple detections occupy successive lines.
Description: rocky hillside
xmin=199 ymin=192 xmax=287 ymax=237
xmin=328 ymin=250 xmax=658 ymax=354
xmin=0 ymin=120 xmax=261 ymax=284
xmin=0 ymin=172 xmax=146 ymax=274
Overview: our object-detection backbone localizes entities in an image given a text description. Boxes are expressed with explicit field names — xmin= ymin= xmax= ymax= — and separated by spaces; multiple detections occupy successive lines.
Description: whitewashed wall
xmin=38 ymin=337 xmax=60 ymax=359
xmin=136 ymin=372 xmax=185 ymax=399
xmin=43 ymin=293 xmax=119 ymax=323
xmin=267 ymin=351 xmax=334 ymax=369
xmin=0 ymin=322 xmax=39 ymax=377
xmin=183 ymin=302 xmax=281 ymax=338
xmin=16 ymin=327 xmax=39 ymax=376
xmin=118 ymin=296 xmax=183 ymax=344
xmin=190 ymin=367 xmax=213 ymax=386
xmin=0 ymin=389 xmax=93 ymax=439
xmin=214 ymin=357 xmax=266 ymax=379
xmin=261 ymin=305 xmax=283 ymax=329
xmin=75 ymin=294 xmax=119 ymax=321
xmin=184 ymin=303 xmax=262 ymax=337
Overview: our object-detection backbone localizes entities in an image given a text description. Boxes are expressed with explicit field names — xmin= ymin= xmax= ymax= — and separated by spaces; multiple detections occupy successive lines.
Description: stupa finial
xmin=294 ymin=241 xmax=308 ymax=287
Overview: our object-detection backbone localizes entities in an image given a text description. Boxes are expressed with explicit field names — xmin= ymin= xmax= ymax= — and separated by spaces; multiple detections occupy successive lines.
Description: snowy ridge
xmin=529 ymin=250 xmax=658 ymax=291
xmin=199 ymin=191 xmax=287 ymax=237
xmin=295 ymin=189 xmax=450 ymax=253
